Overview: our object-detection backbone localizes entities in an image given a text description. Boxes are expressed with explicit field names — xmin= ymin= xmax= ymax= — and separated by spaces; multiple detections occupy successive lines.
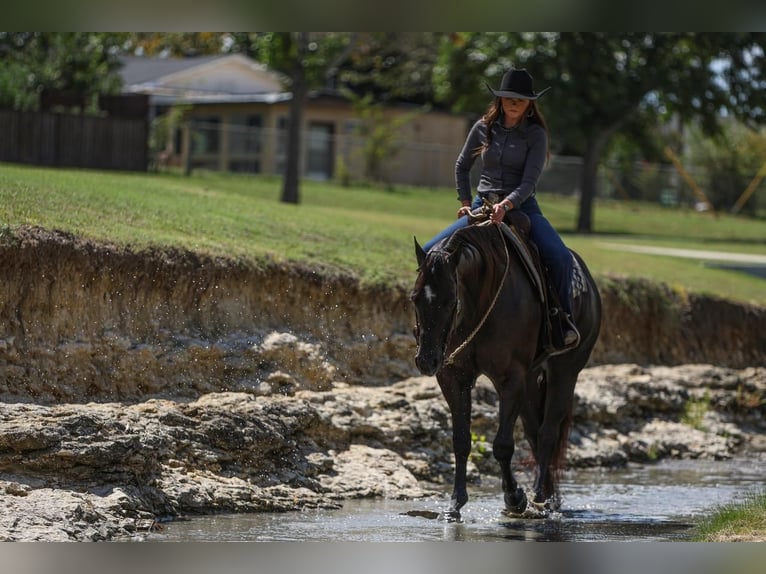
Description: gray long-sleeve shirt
xmin=455 ymin=117 xmax=548 ymax=209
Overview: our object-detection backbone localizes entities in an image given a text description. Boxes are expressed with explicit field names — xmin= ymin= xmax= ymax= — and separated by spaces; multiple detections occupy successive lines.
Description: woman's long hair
xmin=474 ymin=97 xmax=551 ymax=162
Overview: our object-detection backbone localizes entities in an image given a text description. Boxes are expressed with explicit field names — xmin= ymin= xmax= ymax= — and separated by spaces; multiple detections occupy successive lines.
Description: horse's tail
xmin=552 ymin=406 xmax=573 ymax=489
xmin=527 ymin=368 xmax=575 ymax=500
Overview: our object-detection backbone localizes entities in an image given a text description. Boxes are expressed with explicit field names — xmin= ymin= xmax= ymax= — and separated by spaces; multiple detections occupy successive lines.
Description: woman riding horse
xmin=412 ymin=69 xmax=602 ymax=519
xmin=423 ymin=67 xmax=579 ymax=353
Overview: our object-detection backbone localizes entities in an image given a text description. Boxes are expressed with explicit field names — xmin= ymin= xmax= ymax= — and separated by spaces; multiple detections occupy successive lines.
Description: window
xmin=306 ymin=122 xmax=334 ymax=180
xmin=229 ymin=115 xmax=263 ymax=154
xmin=191 ymin=116 xmax=220 ymax=154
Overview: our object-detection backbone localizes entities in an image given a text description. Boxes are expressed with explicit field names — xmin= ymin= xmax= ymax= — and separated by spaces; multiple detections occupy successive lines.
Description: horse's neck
xmin=454 ymin=244 xmax=501 ymax=320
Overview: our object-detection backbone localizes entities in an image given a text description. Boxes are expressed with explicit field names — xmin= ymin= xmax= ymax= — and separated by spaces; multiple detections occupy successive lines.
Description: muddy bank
xmin=0 ymin=226 xmax=764 ymax=404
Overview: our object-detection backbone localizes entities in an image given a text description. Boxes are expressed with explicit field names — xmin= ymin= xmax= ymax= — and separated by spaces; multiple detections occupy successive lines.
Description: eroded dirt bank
xmin=1 ymin=226 xmax=764 ymax=403
xmin=0 ymin=226 xmax=765 ymax=540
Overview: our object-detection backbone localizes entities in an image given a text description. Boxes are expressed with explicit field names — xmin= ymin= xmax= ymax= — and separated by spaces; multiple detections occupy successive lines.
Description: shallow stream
xmin=158 ymin=458 xmax=764 ymax=542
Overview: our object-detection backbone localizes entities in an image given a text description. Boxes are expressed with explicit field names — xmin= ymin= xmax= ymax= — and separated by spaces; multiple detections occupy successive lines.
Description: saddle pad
xmin=500 ymin=222 xmax=587 ymax=302
xmin=571 ymin=253 xmax=588 ymax=299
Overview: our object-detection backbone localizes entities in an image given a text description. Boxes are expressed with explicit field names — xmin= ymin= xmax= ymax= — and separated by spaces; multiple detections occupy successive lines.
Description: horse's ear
xmin=414 ymin=236 xmax=427 ymax=268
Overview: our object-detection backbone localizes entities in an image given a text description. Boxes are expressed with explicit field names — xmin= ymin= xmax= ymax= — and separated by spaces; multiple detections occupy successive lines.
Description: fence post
xmin=663 ymin=146 xmax=716 ymax=214
xmin=731 ymin=159 xmax=766 ymax=214
xmin=182 ymin=122 xmax=193 ymax=176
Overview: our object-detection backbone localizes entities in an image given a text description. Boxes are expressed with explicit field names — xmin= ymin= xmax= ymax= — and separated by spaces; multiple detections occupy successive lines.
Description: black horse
xmin=411 ymin=219 xmax=601 ymax=520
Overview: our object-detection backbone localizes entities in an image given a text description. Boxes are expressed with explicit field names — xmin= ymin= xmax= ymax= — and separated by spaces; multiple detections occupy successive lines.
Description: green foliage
xmin=470 ymin=432 xmax=489 ymax=462
xmin=7 ymin=32 xmax=762 ymax=228
xmin=334 ymin=155 xmax=352 ymax=187
xmin=345 ymin=90 xmax=426 ymax=183
xmin=0 ymin=60 xmax=39 ymax=110
xmin=0 ymin=32 xmax=125 ymax=112
xmin=681 ymin=392 xmax=712 ymax=431
xmin=121 ymin=33 xmax=224 ymax=58
xmin=240 ymin=32 xmax=354 ymax=90
xmin=694 ymin=489 xmax=766 ymax=541
xmin=686 ymin=122 xmax=766 ymax=214
xmin=337 ymin=33 xmax=442 ymax=106
xmin=148 ymin=104 xmax=192 ymax=171
xmin=432 ymin=32 xmax=517 ymax=114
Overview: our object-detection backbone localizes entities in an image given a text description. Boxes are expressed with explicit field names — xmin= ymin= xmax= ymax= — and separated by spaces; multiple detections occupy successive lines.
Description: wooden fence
xmin=0 ymin=110 xmax=148 ymax=172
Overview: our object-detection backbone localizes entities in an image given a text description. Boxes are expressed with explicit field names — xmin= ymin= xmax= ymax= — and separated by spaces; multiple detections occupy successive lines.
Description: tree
xmin=434 ymin=32 xmax=766 ymax=232
xmin=237 ymin=33 xmax=356 ymax=205
xmin=337 ymin=33 xmax=443 ymax=106
xmin=281 ymin=32 xmax=309 ymax=205
xmin=0 ymin=32 xmax=125 ymax=111
xmin=520 ymin=33 xmax=766 ymax=231
xmin=121 ymin=33 xmax=224 ymax=57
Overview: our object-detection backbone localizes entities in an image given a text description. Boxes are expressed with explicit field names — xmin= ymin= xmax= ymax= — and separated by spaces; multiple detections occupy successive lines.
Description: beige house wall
xmin=175 ymin=99 xmax=469 ymax=188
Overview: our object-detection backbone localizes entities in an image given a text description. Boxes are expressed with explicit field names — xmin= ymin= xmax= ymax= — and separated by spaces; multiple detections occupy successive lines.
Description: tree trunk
xmin=281 ymin=33 xmax=309 ymax=205
xmin=576 ymin=126 xmax=620 ymax=233
xmin=576 ymin=140 xmax=600 ymax=233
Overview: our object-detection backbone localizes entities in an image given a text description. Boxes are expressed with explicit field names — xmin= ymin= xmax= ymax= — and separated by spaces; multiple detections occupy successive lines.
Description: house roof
xmin=119 ymin=54 xmax=291 ymax=105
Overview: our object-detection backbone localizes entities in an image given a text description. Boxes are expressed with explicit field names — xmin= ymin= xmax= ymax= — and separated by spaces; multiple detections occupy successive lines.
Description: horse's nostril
xmin=415 ymin=353 xmax=439 ymax=376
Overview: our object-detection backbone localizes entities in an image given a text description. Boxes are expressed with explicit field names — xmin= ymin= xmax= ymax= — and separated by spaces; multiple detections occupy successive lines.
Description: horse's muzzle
xmin=415 ymin=348 xmax=441 ymax=376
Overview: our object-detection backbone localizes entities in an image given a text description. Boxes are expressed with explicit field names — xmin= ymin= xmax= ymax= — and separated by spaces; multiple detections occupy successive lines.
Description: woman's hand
xmin=457 ymin=206 xmax=472 ymax=218
xmin=490 ymin=200 xmax=511 ymax=224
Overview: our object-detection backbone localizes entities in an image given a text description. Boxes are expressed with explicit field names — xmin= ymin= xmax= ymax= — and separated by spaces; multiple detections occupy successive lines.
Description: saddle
xmin=469 ymin=202 xmax=584 ymax=357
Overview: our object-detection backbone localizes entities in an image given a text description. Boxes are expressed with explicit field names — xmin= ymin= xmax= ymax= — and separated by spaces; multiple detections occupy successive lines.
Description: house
xmin=120 ymin=54 xmax=470 ymax=187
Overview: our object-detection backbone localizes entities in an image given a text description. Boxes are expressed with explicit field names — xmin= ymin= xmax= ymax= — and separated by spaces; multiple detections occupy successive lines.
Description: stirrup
xmin=547 ymin=309 xmax=580 ymax=356
xmin=560 ymin=313 xmax=581 ymax=350
xmin=563 ymin=328 xmax=580 ymax=347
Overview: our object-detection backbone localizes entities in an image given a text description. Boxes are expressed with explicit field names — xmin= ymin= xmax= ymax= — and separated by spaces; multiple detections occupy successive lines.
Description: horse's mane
xmin=442 ymin=223 xmax=505 ymax=262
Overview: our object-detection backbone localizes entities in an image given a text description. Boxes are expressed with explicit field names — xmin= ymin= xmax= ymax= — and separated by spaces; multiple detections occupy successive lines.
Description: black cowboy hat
xmin=486 ymin=68 xmax=551 ymax=100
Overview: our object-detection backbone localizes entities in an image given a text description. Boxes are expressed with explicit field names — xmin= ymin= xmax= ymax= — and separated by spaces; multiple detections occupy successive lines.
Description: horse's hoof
xmin=545 ymin=494 xmax=562 ymax=512
xmin=532 ymin=494 xmax=561 ymax=511
xmin=504 ymin=487 xmax=528 ymax=515
xmin=440 ymin=509 xmax=462 ymax=523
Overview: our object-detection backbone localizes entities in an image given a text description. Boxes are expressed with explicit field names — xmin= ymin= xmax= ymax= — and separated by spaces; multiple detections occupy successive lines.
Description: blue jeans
xmin=422 ymin=195 xmax=574 ymax=315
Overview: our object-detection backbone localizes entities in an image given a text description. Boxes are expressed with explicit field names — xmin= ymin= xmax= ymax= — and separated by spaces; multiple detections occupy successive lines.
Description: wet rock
xmin=0 ymin=364 xmax=763 ymax=540
xmin=318 ymin=444 xmax=437 ymax=500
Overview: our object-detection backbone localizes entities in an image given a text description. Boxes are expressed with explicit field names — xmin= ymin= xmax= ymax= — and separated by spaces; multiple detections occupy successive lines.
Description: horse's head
xmin=411 ymin=237 xmax=460 ymax=376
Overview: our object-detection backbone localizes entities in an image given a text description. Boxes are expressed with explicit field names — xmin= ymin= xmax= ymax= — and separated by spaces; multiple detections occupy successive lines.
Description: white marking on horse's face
xmin=424 ymin=284 xmax=436 ymax=304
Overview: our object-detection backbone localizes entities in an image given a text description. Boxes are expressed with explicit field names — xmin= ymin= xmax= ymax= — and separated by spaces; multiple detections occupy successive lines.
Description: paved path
xmin=598 ymin=242 xmax=766 ymax=264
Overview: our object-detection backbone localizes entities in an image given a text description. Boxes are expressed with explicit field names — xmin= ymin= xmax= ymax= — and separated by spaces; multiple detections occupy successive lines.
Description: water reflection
xmin=159 ymin=458 xmax=764 ymax=542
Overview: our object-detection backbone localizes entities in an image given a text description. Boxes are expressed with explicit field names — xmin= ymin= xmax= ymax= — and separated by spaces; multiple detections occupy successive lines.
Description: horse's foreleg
xmin=493 ymin=376 xmax=526 ymax=514
xmin=438 ymin=374 xmax=473 ymax=521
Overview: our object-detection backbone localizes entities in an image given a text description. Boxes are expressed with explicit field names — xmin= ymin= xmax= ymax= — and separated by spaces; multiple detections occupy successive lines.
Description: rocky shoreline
xmin=1 ymin=363 xmax=764 ymax=541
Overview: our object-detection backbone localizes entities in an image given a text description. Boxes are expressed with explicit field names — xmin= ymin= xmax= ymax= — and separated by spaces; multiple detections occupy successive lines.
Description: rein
xmin=443 ymin=222 xmax=510 ymax=366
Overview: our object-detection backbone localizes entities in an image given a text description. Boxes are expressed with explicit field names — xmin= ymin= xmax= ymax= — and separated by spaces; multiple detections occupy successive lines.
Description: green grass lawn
xmin=2 ymin=162 xmax=765 ymax=306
